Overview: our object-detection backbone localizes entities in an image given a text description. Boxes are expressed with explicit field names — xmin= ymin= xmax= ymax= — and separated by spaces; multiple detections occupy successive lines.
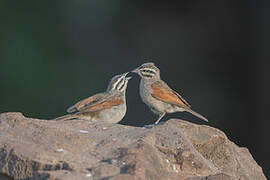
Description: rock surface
xmin=0 ymin=112 xmax=266 ymax=180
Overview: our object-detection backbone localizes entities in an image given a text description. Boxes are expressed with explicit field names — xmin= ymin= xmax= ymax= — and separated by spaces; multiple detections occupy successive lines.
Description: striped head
xmin=107 ymin=72 xmax=132 ymax=93
xmin=132 ymin=62 xmax=160 ymax=80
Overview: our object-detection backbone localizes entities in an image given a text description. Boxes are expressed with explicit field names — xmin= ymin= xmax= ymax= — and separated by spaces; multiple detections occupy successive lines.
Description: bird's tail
xmin=185 ymin=108 xmax=208 ymax=122
xmin=53 ymin=114 xmax=78 ymax=121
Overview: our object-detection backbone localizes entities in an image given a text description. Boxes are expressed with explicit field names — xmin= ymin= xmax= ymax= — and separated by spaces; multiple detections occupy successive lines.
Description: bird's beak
xmin=126 ymin=76 xmax=132 ymax=81
xmin=123 ymin=72 xmax=129 ymax=77
xmin=131 ymin=68 xmax=139 ymax=74
xmin=123 ymin=72 xmax=132 ymax=80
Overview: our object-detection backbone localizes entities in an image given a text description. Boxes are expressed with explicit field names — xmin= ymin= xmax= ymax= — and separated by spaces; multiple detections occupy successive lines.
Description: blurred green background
xmin=0 ymin=0 xmax=269 ymax=178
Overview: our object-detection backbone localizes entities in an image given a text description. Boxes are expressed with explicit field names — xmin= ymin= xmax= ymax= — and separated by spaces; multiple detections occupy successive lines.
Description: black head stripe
xmin=141 ymin=72 xmax=154 ymax=78
xmin=118 ymin=79 xmax=128 ymax=91
xmin=140 ymin=67 xmax=156 ymax=74
xmin=142 ymin=69 xmax=155 ymax=74
xmin=115 ymin=77 xmax=124 ymax=90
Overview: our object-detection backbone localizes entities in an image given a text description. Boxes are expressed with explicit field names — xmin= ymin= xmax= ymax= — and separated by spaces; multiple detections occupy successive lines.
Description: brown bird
xmin=54 ymin=72 xmax=131 ymax=123
xmin=132 ymin=62 xmax=208 ymax=124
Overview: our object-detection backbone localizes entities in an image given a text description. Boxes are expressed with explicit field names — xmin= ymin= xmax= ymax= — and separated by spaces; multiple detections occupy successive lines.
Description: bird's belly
xmin=95 ymin=104 xmax=126 ymax=123
xmin=142 ymin=92 xmax=170 ymax=114
xmin=166 ymin=105 xmax=185 ymax=113
xmin=139 ymin=81 xmax=168 ymax=114
xmin=139 ymin=83 xmax=185 ymax=114
xmin=150 ymin=98 xmax=177 ymax=113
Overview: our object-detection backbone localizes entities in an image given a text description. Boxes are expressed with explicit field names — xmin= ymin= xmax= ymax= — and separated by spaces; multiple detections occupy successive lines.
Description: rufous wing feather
xmin=151 ymin=81 xmax=208 ymax=122
xmin=67 ymin=93 xmax=104 ymax=113
xmin=80 ymin=98 xmax=124 ymax=112
xmin=151 ymin=82 xmax=190 ymax=107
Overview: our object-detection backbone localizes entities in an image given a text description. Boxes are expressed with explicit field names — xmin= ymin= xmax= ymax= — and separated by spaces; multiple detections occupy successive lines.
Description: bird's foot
xmin=143 ymin=122 xmax=165 ymax=129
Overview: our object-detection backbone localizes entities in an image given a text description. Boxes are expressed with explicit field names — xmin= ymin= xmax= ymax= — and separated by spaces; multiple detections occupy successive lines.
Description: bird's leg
xmin=155 ymin=112 xmax=166 ymax=124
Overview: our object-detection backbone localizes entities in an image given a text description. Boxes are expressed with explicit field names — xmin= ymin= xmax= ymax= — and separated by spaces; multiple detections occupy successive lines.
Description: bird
xmin=54 ymin=72 xmax=131 ymax=123
xmin=132 ymin=62 xmax=208 ymax=124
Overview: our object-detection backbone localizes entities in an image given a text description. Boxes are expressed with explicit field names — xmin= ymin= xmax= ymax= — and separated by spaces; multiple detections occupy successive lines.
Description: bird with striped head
xmin=132 ymin=62 xmax=208 ymax=124
xmin=54 ymin=72 xmax=131 ymax=123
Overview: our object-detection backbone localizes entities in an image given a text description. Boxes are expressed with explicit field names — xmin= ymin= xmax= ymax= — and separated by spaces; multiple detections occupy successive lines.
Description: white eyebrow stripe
xmin=111 ymin=77 xmax=123 ymax=90
xmin=140 ymin=68 xmax=156 ymax=73
xmin=116 ymin=78 xmax=125 ymax=90
xmin=118 ymin=79 xmax=128 ymax=91
xmin=141 ymin=72 xmax=155 ymax=77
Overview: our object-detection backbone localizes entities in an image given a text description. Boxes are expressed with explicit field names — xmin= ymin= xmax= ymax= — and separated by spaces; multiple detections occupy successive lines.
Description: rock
xmin=0 ymin=112 xmax=266 ymax=180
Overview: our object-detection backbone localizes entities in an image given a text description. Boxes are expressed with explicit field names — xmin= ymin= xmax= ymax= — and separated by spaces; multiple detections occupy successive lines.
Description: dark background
xmin=0 ymin=1 xmax=269 ymax=178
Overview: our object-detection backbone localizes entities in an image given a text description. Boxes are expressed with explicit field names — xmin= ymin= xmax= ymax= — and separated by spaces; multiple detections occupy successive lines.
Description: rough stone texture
xmin=0 ymin=112 xmax=266 ymax=180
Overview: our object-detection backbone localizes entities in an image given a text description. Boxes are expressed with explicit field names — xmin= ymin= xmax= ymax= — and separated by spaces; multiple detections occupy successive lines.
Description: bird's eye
xmin=141 ymin=69 xmax=155 ymax=74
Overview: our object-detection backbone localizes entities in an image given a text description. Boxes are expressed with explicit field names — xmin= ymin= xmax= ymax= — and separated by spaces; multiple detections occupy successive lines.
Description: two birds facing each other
xmin=55 ymin=62 xmax=208 ymax=124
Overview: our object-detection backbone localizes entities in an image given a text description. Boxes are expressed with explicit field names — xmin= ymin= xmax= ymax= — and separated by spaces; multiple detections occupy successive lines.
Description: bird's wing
xmin=79 ymin=95 xmax=124 ymax=112
xmin=67 ymin=93 xmax=105 ymax=113
xmin=151 ymin=81 xmax=191 ymax=108
xmin=169 ymin=88 xmax=191 ymax=107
